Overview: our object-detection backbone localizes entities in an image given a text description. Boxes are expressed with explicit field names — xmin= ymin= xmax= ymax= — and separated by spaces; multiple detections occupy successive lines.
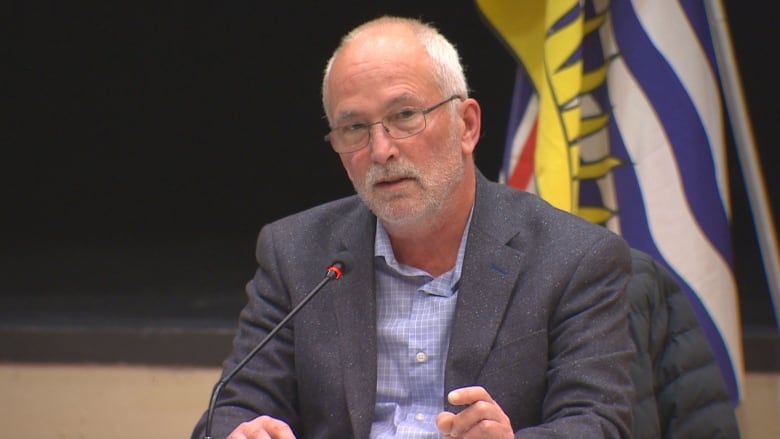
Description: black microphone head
xmin=328 ymin=251 xmax=354 ymax=279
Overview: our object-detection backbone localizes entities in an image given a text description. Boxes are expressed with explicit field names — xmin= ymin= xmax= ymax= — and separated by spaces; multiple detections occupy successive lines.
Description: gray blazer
xmin=193 ymin=171 xmax=634 ymax=439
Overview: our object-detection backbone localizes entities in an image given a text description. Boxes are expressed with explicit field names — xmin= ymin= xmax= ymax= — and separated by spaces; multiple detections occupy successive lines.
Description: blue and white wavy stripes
xmin=603 ymin=0 xmax=742 ymax=402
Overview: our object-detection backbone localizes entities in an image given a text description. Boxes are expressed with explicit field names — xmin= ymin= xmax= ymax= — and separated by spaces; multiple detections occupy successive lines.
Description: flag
xmin=476 ymin=0 xmax=744 ymax=403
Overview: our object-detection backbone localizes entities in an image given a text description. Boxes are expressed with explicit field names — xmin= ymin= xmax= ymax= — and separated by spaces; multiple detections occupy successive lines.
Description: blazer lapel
xmin=444 ymin=229 xmax=522 ymax=397
xmin=331 ymin=208 xmax=378 ymax=438
xmin=444 ymin=174 xmax=524 ymax=407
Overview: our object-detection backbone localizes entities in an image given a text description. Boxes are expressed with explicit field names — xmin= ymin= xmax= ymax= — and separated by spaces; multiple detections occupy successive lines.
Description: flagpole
xmin=705 ymin=0 xmax=780 ymax=332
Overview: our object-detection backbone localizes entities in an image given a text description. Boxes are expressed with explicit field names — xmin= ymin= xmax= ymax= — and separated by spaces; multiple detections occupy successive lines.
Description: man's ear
xmin=460 ymin=98 xmax=481 ymax=154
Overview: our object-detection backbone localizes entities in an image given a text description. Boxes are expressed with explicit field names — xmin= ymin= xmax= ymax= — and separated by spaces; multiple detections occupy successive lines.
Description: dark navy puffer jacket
xmin=627 ymin=249 xmax=741 ymax=438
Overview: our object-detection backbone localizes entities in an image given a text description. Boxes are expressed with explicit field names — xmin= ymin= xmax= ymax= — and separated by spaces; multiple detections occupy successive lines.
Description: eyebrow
xmin=332 ymin=93 xmax=422 ymax=124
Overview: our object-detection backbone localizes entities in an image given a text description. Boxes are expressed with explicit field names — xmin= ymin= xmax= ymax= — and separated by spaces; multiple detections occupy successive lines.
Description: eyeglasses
xmin=324 ymin=95 xmax=463 ymax=154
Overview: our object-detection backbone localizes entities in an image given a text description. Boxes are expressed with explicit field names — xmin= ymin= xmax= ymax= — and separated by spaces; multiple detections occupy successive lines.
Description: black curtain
xmin=4 ymin=1 xmax=777 ymax=332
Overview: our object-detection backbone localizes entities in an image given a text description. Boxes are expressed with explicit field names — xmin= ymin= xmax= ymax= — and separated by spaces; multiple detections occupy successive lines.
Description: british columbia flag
xmin=476 ymin=0 xmax=743 ymax=403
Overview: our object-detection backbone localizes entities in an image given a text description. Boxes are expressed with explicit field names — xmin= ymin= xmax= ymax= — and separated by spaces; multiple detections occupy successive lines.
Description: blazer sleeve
xmin=501 ymin=232 xmax=635 ymax=438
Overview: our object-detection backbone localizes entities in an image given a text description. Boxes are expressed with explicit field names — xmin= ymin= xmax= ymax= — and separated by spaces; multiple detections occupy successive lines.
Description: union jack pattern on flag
xmin=476 ymin=0 xmax=744 ymax=403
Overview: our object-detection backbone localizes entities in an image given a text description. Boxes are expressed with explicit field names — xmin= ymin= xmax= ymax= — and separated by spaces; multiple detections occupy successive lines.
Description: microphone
xmin=203 ymin=253 xmax=351 ymax=439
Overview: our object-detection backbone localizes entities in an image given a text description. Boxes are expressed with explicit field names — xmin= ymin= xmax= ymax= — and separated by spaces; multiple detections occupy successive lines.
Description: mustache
xmin=365 ymin=162 xmax=420 ymax=186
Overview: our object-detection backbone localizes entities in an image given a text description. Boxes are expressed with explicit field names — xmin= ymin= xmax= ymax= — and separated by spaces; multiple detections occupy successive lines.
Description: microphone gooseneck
xmin=203 ymin=254 xmax=350 ymax=439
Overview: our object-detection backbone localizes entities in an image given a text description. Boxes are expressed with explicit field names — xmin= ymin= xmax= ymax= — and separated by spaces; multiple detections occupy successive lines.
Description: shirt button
xmin=415 ymin=351 xmax=427 ymax=363
xmin=415 ymin=413 xmax=425 ymax=422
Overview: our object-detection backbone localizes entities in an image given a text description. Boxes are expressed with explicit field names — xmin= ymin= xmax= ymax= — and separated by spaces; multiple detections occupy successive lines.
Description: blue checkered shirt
xmin=368 ymin=215 xmax=470 ymax=438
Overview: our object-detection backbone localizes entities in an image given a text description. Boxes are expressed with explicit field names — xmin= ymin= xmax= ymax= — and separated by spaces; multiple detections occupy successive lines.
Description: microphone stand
xmin=203 ymin=262 xmax=344 ymax=439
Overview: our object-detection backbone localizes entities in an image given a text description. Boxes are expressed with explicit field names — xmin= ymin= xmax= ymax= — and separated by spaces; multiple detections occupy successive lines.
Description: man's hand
xmin=226 ymin=415 xmax=296 ymax=439
xmin=436 ymin=386 xmax=514 ymax=439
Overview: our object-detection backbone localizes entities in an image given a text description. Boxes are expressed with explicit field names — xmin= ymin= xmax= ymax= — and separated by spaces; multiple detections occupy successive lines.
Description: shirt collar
xmin=374 ymin=206 xmax=474 ymax=291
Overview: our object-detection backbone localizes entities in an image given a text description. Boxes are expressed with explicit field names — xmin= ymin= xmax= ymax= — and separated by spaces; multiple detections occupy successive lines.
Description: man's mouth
xmin=375 ymin=176 xmax=412 ymax=187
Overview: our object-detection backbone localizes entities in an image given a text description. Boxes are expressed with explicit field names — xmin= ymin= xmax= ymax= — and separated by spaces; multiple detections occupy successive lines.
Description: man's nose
xmin=368 ymin=122 xmax=397 ymax=163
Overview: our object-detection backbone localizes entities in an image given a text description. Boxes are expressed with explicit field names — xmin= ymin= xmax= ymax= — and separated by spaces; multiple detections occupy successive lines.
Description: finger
xmin=436 ymin=411 xmax=456 ymax=436
xmin=445 ymin=387 xmax=514 ymax=438
xmin=262 ymin=416 xmax=296 ymax=439
xmin=453 ymin=418 xmax=511 ymax=439
xmin=447 ymin=385 xmax=492 ymax=406
xmin=227 ymin=415 xmax=296 ymax=439
xmin=448 ymin=399 xmax=498 ymax=435
xmin=228 ymin=422 xmax=270 ymax=439
xmin=226 ymin=427 xmax=253 ymax=439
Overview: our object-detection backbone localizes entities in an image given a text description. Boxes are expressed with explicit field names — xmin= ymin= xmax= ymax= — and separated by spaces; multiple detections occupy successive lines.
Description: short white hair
xmin=321 ymin=16 xmax=469 ymax=121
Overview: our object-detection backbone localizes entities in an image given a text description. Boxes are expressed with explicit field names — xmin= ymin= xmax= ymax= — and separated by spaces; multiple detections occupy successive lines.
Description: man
xmin=192 ymin=16 xmax=634 ymax=439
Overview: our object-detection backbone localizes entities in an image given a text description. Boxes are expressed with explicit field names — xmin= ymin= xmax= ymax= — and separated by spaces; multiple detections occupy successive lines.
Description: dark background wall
xmin=4 ymin=1 xmax=778 ymax=358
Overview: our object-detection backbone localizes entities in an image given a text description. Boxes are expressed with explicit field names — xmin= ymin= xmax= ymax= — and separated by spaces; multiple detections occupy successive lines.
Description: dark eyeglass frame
xmin=324 ymin=95 xmax=463 ymax=154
